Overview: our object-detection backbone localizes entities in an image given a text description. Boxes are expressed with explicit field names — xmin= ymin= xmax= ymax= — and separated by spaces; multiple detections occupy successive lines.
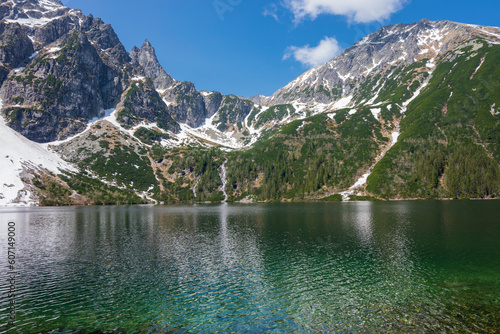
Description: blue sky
xmin=66 ymin=0 xmax=500 ymax=97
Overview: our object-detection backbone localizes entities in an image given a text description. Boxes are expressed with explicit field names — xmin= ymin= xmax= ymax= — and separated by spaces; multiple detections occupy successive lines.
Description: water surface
xmin=0 ymin=201 xmax=499 ymax=333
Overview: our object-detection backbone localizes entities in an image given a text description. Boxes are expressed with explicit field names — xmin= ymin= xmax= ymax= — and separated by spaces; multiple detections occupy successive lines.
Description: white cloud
xmin=284 ymin=36 xmax=342 ymax=68
xmin=284 ymin=0 xmax=407 ymax=23
xmin=263 ymin=4 xmax=279 ymax=21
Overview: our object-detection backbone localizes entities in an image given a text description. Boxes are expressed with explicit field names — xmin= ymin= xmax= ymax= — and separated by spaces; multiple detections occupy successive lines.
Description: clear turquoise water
xmin=0 ymin=201 xmax=499 ymax=333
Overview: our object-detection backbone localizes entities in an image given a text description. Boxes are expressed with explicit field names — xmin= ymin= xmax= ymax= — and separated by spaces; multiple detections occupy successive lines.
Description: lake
xmin=0 ymin=201 xmax=499 ymax=333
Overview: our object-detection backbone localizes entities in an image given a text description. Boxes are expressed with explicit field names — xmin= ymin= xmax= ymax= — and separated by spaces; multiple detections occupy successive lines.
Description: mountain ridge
xmin=266 ymin=19 xmax=500 ymax=107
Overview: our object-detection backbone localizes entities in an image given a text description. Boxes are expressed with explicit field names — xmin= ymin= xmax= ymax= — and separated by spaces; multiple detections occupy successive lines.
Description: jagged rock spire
xmin=130 ymin=39 xmax=175 ymax=91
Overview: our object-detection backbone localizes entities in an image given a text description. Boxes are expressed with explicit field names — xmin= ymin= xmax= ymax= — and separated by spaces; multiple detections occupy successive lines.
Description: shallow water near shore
xmin=0 ymin=201 xmax=499 ymax=333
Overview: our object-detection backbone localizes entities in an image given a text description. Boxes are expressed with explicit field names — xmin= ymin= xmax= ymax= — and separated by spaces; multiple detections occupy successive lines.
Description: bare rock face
xmin=162 ymin=81 xmax=208 ymax=128
xmin=247 ymin=94 xmax=267 ymax=105
xmin=203 ymin=91 xmax=224 ymax=118
xmin=0 ymin=1 xmax=12 ymax=21
xmin=212 ymin=95 xmax=253 ymax=131
xmin=0 ymin=22 xmax=34 ymax=84
xmin=33 ymin=15 xmax=76 ymax=48
xmin=81 ymin=14 xmax=131 ymax=69
xmin=116 ymin=79 xmax=180 ymax=134
xmin=0 ymin=30 xmax=119 ymax=142
xmin=0 ymin=22 xmax=34 ymax=67
xmin=130 ymin=40 xmax=175 ymax=91
xmin=2 ymin=0 xmax=78 ymax=47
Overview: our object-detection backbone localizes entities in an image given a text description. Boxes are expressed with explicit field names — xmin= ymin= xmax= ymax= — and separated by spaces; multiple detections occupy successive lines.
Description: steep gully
xmin=339 ymin=69 xmax=434 ymax=200
xmin=191 ymin=159 xmax=227 ymax=202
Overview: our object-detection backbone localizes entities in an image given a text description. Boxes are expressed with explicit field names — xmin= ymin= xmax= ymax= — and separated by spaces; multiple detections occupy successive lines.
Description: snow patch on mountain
xmin=42 ymin=109 xmax=117 ymax=147
xmin=166 ymin=123 xmax=244 ymax=150
xmin=401 ymin=72 xmax=433 ymax=114
xmin=471 ymin=56 xmax=486 ymax=79
xmin=332 ymin=96 xmax=353 ymax=109
xmin=88 ymin=108 xmax=115 ymax=124
xmin=340 ymin=125 xmax=401 ymax=200
xmin=38 ymin=0 xmax=64 ymax=10
xmin=6 ymin=16 xmax=56 ymax=27
xmin=392 ymin=131 xmax=400 ymax=145
xmin=0 ymin=102 xmax=75 ymax=206
xmin=371 ymin=108 xmax=381 ymax=121
xmin=5 ymin=0 xmax=81 ymax=30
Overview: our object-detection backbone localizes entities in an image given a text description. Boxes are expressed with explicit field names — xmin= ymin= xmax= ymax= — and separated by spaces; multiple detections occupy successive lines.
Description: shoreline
xmin=1 ymin=196 xmax=498 ymax=208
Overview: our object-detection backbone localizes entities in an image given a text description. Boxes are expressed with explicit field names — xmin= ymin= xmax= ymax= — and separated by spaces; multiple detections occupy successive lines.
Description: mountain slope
xmin=267 ymin=19 xmax=500 ymax=107
xmin=0 ymin=99 xmax=75 ymax=205
xmin=367 ymin=39 xmax=500 ymax=198
xmin=240 ymin=19 xmax=500 ymax=200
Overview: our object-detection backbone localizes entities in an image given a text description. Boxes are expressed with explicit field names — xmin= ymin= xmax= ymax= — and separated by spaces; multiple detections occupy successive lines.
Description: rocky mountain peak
xmin=267 ymin=19 xmax=500 ymax=106
xmin=1 ymin=0 xmax=80 ymax=41
xmin=3 ymin=0 xmax=63 ymax=7
xmin=2 ymin=0 xmax=66 ymax=18
xmin=35 ymin=0 xmax=64 ymax=7
xmin=247 ymin=94 xmax=267 ymax=105
xmin=142 ymin=39 xmax=152 ymax=48
xmin=130 ymin=39 xmax=175 ymax=91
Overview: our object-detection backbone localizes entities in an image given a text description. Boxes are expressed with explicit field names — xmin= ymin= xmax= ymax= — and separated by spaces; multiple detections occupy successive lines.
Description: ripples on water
xmin=0 ymin=201 xmax=499 ymax=333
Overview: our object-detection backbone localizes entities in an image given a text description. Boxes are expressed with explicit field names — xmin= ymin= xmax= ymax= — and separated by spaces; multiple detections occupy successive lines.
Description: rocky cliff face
xmin=130 ymin=40 xmax=175 ymax=91
xmin=0 ymin=0 xmax=259 ymax=144
xmin=0 ymin=21 xmax=33 ymax=67
xmin=212 ymin=95 xmax=253 ymax=131
xmin=116 ymin=78 xmax=180 ymax=133
xmin=0 ymin=22 xmax=34 ymax=84
xmin=82 ymin=14 xmax=131 ymax=70
xmin=161 ymin=81 xmax=210 ymax=128
xmin=1 ymin=0 xmax=80 ymax=47
xmin=203 ymin=91 xmax=224 ymax=117
xmin=1 ymin=30 xmax=121 ymax=142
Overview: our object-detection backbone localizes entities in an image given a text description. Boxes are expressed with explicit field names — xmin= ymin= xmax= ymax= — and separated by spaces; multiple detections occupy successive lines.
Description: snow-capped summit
xmin=2 ymin=0 xmax=75 ymax=28
xmin=267 ymin=19 xmax=500 ymax=106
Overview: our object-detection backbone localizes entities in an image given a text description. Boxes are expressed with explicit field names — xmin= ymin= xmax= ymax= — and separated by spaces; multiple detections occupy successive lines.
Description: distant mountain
xmin=247 ymin=94 xmax=267 ymax=105
xmin=0 ymin=0 xmax=498 ymax=205
xmin=267 ymin=19 xmax=500 ymax=106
